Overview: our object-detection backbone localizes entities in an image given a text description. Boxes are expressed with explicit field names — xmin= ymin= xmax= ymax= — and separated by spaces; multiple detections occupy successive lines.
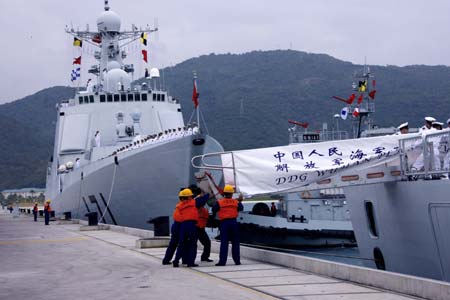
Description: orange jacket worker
xmin=212 ymin=185 xmax=243 ymax=266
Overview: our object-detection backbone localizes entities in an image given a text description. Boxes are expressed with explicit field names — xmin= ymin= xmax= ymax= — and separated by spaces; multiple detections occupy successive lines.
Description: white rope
xmin=99 ymin=162 xmax=117 ymax=222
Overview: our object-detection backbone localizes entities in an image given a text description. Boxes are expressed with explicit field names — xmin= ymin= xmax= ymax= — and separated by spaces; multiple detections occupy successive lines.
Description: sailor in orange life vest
xmin=192 ymin=186 xmax=213 ymax=262
xmin=44 ymin=200 xmax=52 ymax=225
xmin=212 ymin=185 xmax=244 ymax=266
xmin=172 ymin=188 xmax=209 ymax=267
xmin=33 ymin=203 xmax=38 ymax=222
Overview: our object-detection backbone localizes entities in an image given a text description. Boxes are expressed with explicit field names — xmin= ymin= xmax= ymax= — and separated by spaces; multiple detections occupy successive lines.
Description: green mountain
xmin=1 ymin=50 xmax=450 ymax=190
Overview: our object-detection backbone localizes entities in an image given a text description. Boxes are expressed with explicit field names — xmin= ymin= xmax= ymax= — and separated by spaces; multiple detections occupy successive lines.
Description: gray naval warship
xmin=45 ymin=1 xmax=223 ymax=229
xmin=194 ymin=66 xmax=450 ymax=282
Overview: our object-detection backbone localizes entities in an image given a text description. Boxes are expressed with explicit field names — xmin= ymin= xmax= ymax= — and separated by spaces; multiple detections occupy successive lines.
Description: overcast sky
xmin=1 ymin=0 xmax=449 ymax=104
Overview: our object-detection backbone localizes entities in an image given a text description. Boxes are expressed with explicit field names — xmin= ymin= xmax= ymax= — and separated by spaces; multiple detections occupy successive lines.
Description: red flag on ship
xmin=352 ymin=107 xmax=360 ymax=118
xmin=332 ymin=93 xmax=355 ymax=105
xmin=357 ymin=94 xmax=363 ymax=104
xmin=288 ymin=120 xmax=309 ymax=128
xmin=192 ymin=78 xmax=199 ymax=108
xmin=141 ymin=49 xmax=148 ymax=63
xmin=92 ymin=34 xmax=102 ymax=44
xmin=368 ymin=90 xmax=377 ymax=99
xmin=73 ymin=56 xmax=81 ymax=65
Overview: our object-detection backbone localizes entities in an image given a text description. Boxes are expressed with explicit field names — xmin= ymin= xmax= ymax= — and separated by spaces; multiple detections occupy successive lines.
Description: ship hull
xmin=344 ymin=179 xmax=450 ymax=281
xmin=48 ymin=135 xmax=223 ymax=229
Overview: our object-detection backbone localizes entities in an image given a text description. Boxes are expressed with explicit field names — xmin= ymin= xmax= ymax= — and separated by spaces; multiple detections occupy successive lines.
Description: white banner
xmin=222 ymin=133 xmax=420 ymax=196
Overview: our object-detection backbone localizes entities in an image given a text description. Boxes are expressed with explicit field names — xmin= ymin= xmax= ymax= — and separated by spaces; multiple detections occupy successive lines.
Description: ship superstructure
xmin=45 ymin=1 xmax=223 ymax=229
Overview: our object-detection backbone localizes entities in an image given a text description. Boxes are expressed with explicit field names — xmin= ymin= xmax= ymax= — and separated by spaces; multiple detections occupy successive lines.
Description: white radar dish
xmin=150 ymin=68 xmax=160 ymax=78
xmin=97 ymin=10 xmax=121 ymax=32
xmin=107 ymin=61 xmax=121 ymax=70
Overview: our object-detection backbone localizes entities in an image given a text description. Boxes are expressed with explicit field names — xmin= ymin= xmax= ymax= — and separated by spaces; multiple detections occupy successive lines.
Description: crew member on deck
xmin=212 ymin=185 xmax=243 ymax=266
xmin=397 ymin=122 xmax=409 ymax=134
xmin=270 ymin=202 xmax=277 ymax=216
xmin=33 ymin=203 xmax=38 ymax=222
xmin=420 ymin=117 xmax=435 ymax=132
xmin=44 ymin=200 xmax=52 ymax=225
xmin=94 ymin=131 xmax=101 ymax=147
xmin=444 ymin=118 xmax=450 ymax=172
xmin=75 ymin=158 xmax=80 ymax=169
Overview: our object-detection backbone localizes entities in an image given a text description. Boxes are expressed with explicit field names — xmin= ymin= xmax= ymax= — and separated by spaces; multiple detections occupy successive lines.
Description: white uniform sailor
xmin=444 ymin=118 xmax=450 ymax=172
xmin=74 ymin=158 xmax=80 ymax=169
xmin=413 ymin=118 xmax=438 ymax=171
xmin=419 ymin=116 xmax=435 ymax=132
xmin=396 ymin=122 xmax=409 ymax=135
xmin=94 ymin=131 xmax=101 ymax=147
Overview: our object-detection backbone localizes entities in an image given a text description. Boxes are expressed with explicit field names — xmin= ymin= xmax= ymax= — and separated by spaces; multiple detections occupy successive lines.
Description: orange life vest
xmin=173 ymin=202 xmax=183 ymax=222
xmin=218 ymin=198 xmax=239 ymax=220
xmin=197 ymin=207 xmax=209 ymax=228
xmin=44 ymin=204 xmax=52 ymax=213
xmin=177 ymin=199 xmax=198 ymax=222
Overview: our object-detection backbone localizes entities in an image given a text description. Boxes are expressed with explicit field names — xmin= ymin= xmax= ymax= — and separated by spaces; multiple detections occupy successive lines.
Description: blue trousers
xmin=162 ymin=222 xmax=181 ymax=264
xmin=33 ymin=212 xmax=37 ymax=222
xmin=173 ymin=220 xmax=198 ymax=266
xmin=218 ymin=219 xmax=240 ymax=265
xmin=197 ymin=228 xmax=211 ymax=260
xmin=44 ymin=211 xmax=50 ymax=225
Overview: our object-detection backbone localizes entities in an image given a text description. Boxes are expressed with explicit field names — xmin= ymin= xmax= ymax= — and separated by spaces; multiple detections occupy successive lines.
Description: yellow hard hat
xmin=179 ymin=188 xmax=193 ymax=197
xmin=223 ymin=185 xmax=235 ymax=193
xmin=45 ymin=199 xmax=51 ymax=203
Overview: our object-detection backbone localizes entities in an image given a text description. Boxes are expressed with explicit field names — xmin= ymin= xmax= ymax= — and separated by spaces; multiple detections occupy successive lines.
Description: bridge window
xmin=120 ymin=94 xmax=127 ymax=102
xmin=89 ymin=95 xmax=94 ymax=103
xmin=142 ymin=94 xmax=147 ymax=101
xmin=100 ymin=95 xmax=106 ymax=102
xmin=84 ymin=96 xmax=89 ymax=104
xmin=127 ymin=94 xmax=133 ymax=101
xmin=107 ymin=94 xmax=113 ymax=102
xmin=365 ymin=201 xmax=378 ymax=238
xmin=135 ymin=93 xmax=141 ymax=101
xmin=153 ymin=93 xmax=157 ymax=101
xmin=157 ymin=94 xmax=161 ymax=101
xmin=114 ymin=94 xmax=119 ymax=102
xmin=78 ymin=97 xmax=83 ymax=104
xmin=161 ymin=94 xmax=165 ymax=101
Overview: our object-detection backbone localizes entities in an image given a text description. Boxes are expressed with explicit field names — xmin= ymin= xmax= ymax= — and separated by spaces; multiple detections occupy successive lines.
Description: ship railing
xmin=399 ymin=129 xmax=450 ymax=177
xmin=191 ymin=151 xmax=238 ymax=187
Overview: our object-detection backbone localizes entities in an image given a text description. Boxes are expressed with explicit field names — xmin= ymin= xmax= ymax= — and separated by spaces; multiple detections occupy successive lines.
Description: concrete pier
xmin=1 ymin=210 xmax=448 ymax=300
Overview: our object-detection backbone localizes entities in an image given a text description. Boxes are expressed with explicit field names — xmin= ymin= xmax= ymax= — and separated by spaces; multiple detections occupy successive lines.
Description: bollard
xmin=85 ymin=212 xmax=98 ymax=226
xmin=147 ymin=216 xmax=170 ymax=236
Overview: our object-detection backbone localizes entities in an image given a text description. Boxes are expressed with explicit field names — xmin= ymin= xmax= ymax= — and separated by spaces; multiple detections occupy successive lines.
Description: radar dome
xmin=150 ymin=68 xmax=160 ymax=78
xmin=97 ymin=10 xmax=121 ymax=32
xmin=58 ymin=165 xmax=67 ymax=173
xmin=104 ymin=68 xmax=131 ymax=92
xmin=65 ymin=161 xmax=74 ymax=169
xmin=107 ymin=61 xmax=121 ymax=70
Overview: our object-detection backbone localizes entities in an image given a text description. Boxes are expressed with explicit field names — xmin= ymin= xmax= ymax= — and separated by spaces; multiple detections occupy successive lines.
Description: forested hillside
xmin=1 ymin=50 xmax=449 ymax=190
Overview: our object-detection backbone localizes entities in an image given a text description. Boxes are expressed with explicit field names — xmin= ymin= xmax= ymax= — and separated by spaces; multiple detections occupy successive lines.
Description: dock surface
xmin=0 ymin=211 xmax=423 ymax=299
